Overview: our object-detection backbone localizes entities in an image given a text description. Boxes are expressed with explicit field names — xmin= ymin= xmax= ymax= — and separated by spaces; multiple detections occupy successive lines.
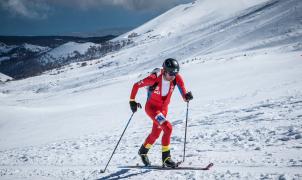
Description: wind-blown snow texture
xmin=0 ymin=0 xmax=302 ymax=179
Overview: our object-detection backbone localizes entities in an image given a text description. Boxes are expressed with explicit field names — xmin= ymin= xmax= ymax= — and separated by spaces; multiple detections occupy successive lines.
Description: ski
xmin=120 ymin=162 xmax=213 ymax=171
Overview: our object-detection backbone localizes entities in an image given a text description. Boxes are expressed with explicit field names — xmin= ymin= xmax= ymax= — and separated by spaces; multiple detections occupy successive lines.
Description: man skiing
xmin=129 ymin=58 xmax=193 ymax=168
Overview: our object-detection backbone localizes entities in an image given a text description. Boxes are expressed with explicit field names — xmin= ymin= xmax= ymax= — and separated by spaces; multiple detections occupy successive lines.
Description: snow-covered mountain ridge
xmin=0 ymin=36 xmax=120 ymax=79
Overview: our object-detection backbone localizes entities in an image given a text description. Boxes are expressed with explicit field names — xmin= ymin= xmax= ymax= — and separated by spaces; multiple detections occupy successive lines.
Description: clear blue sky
xmin=0 ymin=0 xmax=191 ymax=36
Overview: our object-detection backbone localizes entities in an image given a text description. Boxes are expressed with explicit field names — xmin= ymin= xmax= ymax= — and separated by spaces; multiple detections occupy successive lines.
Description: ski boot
xmin=138 ymin=144 xmax=151 ymax=166
xmin=162 ymin=150 xmax=177 ymax=168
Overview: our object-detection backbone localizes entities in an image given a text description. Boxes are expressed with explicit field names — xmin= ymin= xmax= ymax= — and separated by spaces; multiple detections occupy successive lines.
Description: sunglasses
xmin=165 ymin=71 xmax=177 ymax=76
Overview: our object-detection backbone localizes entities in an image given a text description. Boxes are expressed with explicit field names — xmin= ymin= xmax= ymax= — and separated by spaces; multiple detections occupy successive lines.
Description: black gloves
xmin=129 ymin=100 xmax=142 ymax=113
xmin=185 ymin=91 xmax=193 ymax=102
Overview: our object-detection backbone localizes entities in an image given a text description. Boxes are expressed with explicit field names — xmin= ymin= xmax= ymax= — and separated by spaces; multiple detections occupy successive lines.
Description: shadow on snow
xmin=97 ymin=168 xmax=151 ymax=180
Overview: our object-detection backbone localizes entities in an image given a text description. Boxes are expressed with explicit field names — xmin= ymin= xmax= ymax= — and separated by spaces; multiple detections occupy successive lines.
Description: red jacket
xmin=130 ymin=69 xmax=187 ymax=107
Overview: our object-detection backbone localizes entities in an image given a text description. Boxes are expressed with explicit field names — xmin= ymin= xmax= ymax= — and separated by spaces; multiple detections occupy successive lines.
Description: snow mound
xmin=0 ymin=42 xmax=17 ymax=54
xmin=0 ymin=72 xmax=13 ymax=82
xmin=22 ymin=43 xmax=50 ymax=53
xmin=38 ymin=42 xmax=102 ymax=65
xmin=48 ymin=42 xmax=101 ymax=59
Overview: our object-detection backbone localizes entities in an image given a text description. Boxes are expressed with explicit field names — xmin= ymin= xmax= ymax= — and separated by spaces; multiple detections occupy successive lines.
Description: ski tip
xmin=205 ymin=163 xmax=214 ymax=170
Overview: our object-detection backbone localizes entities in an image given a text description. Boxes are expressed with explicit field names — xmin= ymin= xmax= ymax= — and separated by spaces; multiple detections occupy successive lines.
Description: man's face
xmin=164 ymin=71 xmax=176 ymax=81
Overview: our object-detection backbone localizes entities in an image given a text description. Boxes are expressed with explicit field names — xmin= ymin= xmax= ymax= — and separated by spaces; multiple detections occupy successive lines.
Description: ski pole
xmin=182 ymin=101 xmax=189 ymax=163
xmin=100 ymin=112 xmax=135 ymax=173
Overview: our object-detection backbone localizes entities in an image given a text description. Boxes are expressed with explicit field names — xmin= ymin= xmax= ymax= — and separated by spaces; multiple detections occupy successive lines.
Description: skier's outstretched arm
xmin=175 ymin=74 xmax=193 ymax=102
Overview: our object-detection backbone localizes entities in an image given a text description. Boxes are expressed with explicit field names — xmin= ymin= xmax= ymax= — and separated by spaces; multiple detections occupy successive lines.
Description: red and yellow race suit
xmin=130 ymin=69 xmax=188 ymax=152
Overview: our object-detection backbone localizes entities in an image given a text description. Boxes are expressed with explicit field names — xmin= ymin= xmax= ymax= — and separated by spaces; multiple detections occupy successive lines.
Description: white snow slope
xmin=22 ymin=43 xmax=50 ymax=53
xmin=0 ymin=0 xmax=302 ymax=179
xmin=38 ymin=42 xmax=102 ymax=65
xmin=0 ymin=73 xmax=13 ymax=82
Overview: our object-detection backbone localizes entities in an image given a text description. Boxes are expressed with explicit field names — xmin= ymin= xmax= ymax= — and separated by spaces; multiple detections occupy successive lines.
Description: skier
xmin=129 ymin=58 xmax=193 ymax=168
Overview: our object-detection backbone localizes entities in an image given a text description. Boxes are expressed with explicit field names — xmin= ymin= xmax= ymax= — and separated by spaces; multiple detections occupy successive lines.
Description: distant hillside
xmin=0 ymin=35 xmax=116 ymax=48
xmin=0 ymin=35 xmax=134 ymax=79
